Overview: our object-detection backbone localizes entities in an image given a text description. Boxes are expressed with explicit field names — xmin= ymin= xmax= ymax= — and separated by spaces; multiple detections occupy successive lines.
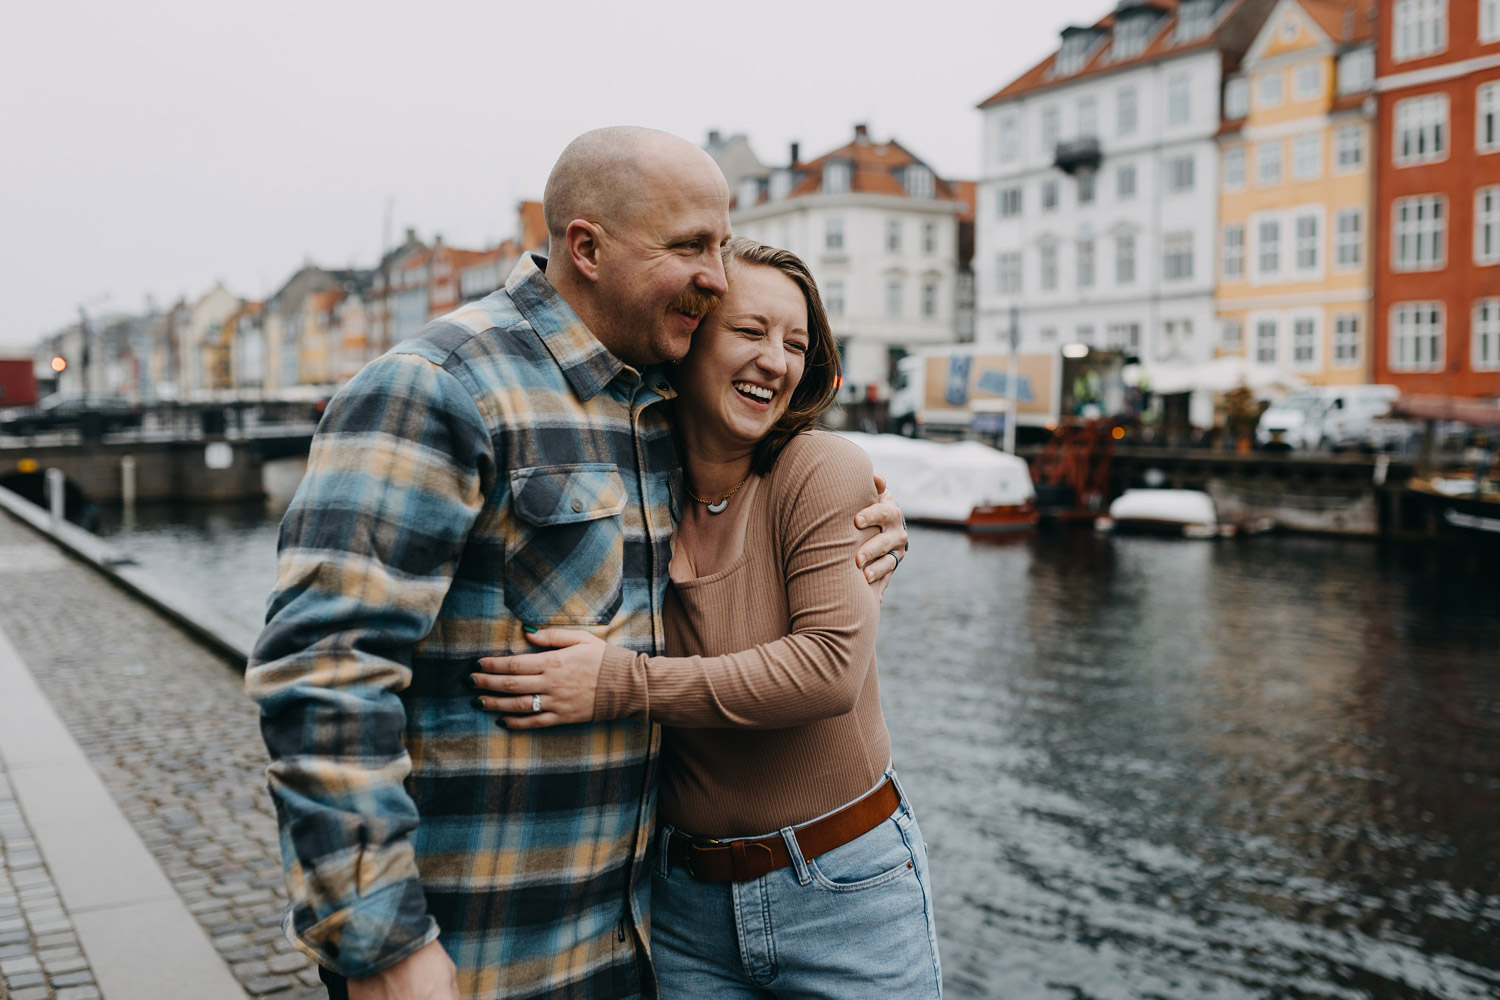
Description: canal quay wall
xmin=0 ymin=491 xmax=324 ymax=999
xmin=0 ymin=439 xmax=268 ymax=509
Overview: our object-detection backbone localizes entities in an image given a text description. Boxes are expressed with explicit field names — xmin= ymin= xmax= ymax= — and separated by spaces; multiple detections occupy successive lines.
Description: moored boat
xmin=837 ymin=432 xmax=1038 ymax=533
xmin=1096 ymin=489 xmax=1226 ymax=538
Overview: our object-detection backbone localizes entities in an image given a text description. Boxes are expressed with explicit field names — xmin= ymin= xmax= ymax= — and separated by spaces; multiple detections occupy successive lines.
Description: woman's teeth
xmin=734 ymin=382 xmax=773 ymax=401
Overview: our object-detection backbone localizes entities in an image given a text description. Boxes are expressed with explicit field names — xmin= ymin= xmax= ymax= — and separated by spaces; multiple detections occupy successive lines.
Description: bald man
xmin=247 ymin=128 xmax=907 ymax=1000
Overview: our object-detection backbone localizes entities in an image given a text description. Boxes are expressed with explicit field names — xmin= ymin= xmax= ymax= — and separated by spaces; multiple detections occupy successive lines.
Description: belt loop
xmin=779 ymin=826 xmax=811 ymax=885
xmin=886 ymin=766 xmax=910 ymax=812
xmin=656 ymin=825 xmax=674 ymax=880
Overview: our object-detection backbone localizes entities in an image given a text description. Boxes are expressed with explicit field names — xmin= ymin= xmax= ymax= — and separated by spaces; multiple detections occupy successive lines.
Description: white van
xmin=1256 ymin=385 xmax=1406 ymax=451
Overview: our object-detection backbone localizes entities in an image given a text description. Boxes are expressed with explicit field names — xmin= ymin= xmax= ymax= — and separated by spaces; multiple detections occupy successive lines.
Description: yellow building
xmin=1216 ymin=0 xmax=1375 ymax=386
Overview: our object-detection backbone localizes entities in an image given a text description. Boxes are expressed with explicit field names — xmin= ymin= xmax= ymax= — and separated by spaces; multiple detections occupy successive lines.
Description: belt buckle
xmin=682 ymin=837 xmax=722 ymax=882
xmin=683 ymin=838 xmax=776 ymax=882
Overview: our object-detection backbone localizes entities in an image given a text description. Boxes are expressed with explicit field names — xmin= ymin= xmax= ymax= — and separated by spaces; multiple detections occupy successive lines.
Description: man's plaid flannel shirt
xmin=246 ymin=254 xmax=679 ymax=999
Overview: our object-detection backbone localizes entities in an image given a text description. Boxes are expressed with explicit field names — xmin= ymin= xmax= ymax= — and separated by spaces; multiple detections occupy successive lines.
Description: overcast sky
xmin=0 ymin=0 xmax=1106 ymax=350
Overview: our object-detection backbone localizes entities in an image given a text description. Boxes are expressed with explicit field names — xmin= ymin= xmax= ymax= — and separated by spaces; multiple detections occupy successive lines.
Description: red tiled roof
xmin=742 ymin=126 xmax=969 ymax=208
xmin=1299 ymin=0 xmax=1375 ymax=46
xmin=519 ymin=200 xmax=547 ymax=251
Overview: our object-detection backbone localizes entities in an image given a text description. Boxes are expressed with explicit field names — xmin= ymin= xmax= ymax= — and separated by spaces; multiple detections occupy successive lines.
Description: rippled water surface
xmin=98 ymin=499 xmax=1500 ymax=999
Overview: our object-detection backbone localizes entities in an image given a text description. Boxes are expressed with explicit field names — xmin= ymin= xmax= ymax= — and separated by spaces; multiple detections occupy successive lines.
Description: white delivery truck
xmin=1255 ymin=385 xmax=1410 ymax=451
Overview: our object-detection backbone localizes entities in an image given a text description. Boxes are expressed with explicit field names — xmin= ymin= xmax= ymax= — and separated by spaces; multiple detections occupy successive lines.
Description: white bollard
xmin=121 ymin=455 xmax=137 ymax=530
xmin=46 ymin=468 xmax=65 ymax=527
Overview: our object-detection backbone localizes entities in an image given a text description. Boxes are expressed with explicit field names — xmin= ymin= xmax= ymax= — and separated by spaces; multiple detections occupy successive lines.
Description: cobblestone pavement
xmin=0 ymin=767 xmax=100 ymax=1000
xmin=0 ymin=511 xmax=323 ymax=1000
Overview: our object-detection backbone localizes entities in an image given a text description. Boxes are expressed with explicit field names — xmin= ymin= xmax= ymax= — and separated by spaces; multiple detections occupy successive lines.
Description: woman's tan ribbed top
xmin=594 ymin=431 xmax=890 ymax=838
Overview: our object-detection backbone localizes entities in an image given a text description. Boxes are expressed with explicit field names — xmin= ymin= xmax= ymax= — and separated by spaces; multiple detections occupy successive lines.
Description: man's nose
xmin=696 ymin=250 xmax=728 ymax=298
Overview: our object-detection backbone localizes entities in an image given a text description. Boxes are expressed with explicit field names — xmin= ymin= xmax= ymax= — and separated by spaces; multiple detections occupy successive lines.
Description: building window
xmin=1390 ymin=302 xmax=1444 ymax=372
xmin=1223 ymin=224 xmax=1245 ymax=280
xmin=1292 ymin=316 xmax=1318 ymax=368
xmin=1116 ymin=163 xmax=1137 ymax=199
xmin=1479 ymin=82 xmax=1500 ymax=153
xmin=1293 ymin=133 xmax=1322 ymax=179
xmin=1113 ymin=13 xmax=1154 ymax=60
xmin=1485 ymin=0 xmax=1500 ymax=42
xmin=1393 ymin=195 xmax=1447 ymax=271
xmin=1163 ymin=231 xmax=1194 ymax=281
xmin=923 ymin=221 xmax=937 ymax=254
xmin=1166 ymin=155 xmax=1195 ymax=193
xmin=1394 ymin=94 xmax=1448 ymax=165
xmin=1040 ymin=244 xmax=1059 ymax=291
xmin=922 ymin=281 xmax=938 ymax=319
xmin=1258 ymin=140 xmax=1283 ymax=185
xmin=1475 ymin=299 xmax=1500 ymax=370
xmin=1337 ymin=48 xmax=1375 ymax=94
xmin=996 ymin=253 xmax=1022 ymax=294
xmin=1295 ymin=213 xmax=1320 ymax=272
xmin=1257 ymin=70 xmax=1284 ymax=109
xmin=826 ymin=218 xmax=844 ymax=251
xmin=998 ymin=187 xmax=1022 ymax=218
xmin=1256 ymin=319 xmax=1278 ymax=363
xmin=1333 ymin=314 xmax=1361 ymax=366
xmin=824 ymin=160 xmax=851 ymax=194
xmin=1077 ymin=171 xmax=1096 ymax=204
xmin=825 ymin=281 xmax=845 ymax=318
xmin=1106 ymin=322 xmax=1141 ymax=351
xmin=1222 ymin=320 xmax=1243 ymax=352
xmin=1224 ymin=147 xmax=1247 ymax=190
xmin=1076 ymin=325 xmax=1096 ymax=347
xmin=1055 ymin=32 xmax=1098 ymax=76
xmin=1160 ymin=319 xmax=1193 ymax=359
xmin=1258 ymin=218 xmax=1281 ymax=276
xmin=1167 ymin=72 xmax=1191 ymax=125
xmin=1176 ymin=0 xmax=1214 ymax=41
xmin=1225 ymin=76 xmax=1250 ymax=119
xmin=1335 ymin=125 xmax=1364 ymax=170
xmin=1117 ymin=87 xmax=1139 ymax=135
xmin=1078 ymin=239 xmax=1096 ymax=289
xmin=1336 ymin=208 xmax=1363 ymax=268
xmin=1393 ymin=0 xmax=1447 ymax=62
xmin=886 ymin=219 xmax=902 ymax=252
xmin=1116 ymin=234 xmax=1136 ymax=284
xmin=1041 ymin=106 xmax=1060 ymax=150
xmin=1078 ymin=96 xmax=1099 ymax=137
xmin=998 ymin=116 xmax=1020 ymax=161
xmin=1041 ymin=179 xmax=1059 ymax=212
xmin=1477 ymin=187 xmax=1500 ymax=265
xmin=1039 ymin=326 xmax=1057 ymax=343
xmin=1294 ymin=63 xmax=1323 ymax=100
xmin=886 ymin=280 xmax=903 ymax=318
xmin=904 ymin=166 xmax=935 ymax=199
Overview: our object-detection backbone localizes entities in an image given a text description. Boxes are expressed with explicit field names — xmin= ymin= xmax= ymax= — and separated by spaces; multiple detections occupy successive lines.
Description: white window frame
xmin=1293 ymin=133 xmax=1322 ymax=180
xmin=1479 ymin=82 xmax=1500 ymax=154
xmin=1337 ymin=48 xmax=1375 ymax=95
xmin=825 ymin=280 xmax=845 ymax=317
xmin=1334 ymin=125 xmax=1364 ymax=172
xmin=1256 ymin=216 xmax=1282 ymax=279
xmin=1394 ymin=94 xmax=1448 ymax=166
xmin=886 ymin=219 xmax=903 ymax=252
xmin=1475 ymin=298 xmax=1500 ymax=371
xmin=1040 ymin=243 xmax=1059 ymax=291
xmin=1078 ymin=96 xmax=1099 ymax=137
xmin=1117 ymin=87 xmax=1139 ymax=135
xmin=823 ymin=160 xmax=851 ymax=194
xmin=1294 ymin=211 xmax=1321 ymax=276
xmin=998 ymin=116 xmax=1021 ymax=162
xmin=1335 ymin=208 xmax=1363 ymax=270
xmin=1113 ymin=14 xmax=1154 ymax=61
xmin=1167 ymin=73 xmax=1191 ymax=126
xmin=1225 ymin=77 xmax=1250 ymax=119
xmin=1222 ymin=224 xmax=1245 ymax=280
xmin=885 ymin=280 xmax=903 ymax=319
xmin=1290 ymin=313 xmax=1320 ymax=371
xmin=998 ymin=186 xmax=1023 ymax=218
xmin=1077 ymin=239 xmax=1096 ymax=289
xmin=1333 ymin=313 xmax=1361 ymax=368
xmin=1221 ymin=319 xmax=1243 ymax=352
xmin=1116 ymin=234 xmax=1136 ymax=285
xmin=1393 ymin=0 xmax=1447 ymax=63
xmin=1041 ymin=178 xmax=1059 ymax=212
xmin=1117 ymin=163 xmax=1137 ymax=199
xmin=1224 ymin=147 xmax=1247 ymax=190
xmin=1484 ymin=0 xmax=1500 ymax=43
xmin=1166 ymin=154 xmax=1195 ymax=193
xmin=923 ymin=221 xmax=937 ymax=255
xmin=1293 ymin=63 xmax=1323 ymax=101
xmin=921 ymin=281 xmax=939 ymax=319
xmin=1257 ymin=70 xmax=1284 ymax=109
xmin=1258 ymin=140 xmax=1283 ymax=186
xmin=1477 ymin=186 xmax=1500 ymax=266
xmin=1392 ymin=195 xmax=1447 ymax=272
xmin=1163 ymin=231 xmax=1194 ymax=282
xmin=996 ymin=253 xmax=1023 ymax=295
xmin=1389 ymin=301 xmax=1444 ymax=372
xmin=825 ymin=218 xmax=844 ymax=251
xmin=1255 ymin=317 xmax=1279 ymax=364
xmin=1040 ymin=106 xmax=1060 ymax=151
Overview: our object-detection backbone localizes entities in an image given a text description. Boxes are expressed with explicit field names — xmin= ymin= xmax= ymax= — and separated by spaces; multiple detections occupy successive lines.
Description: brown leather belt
xmin=666 ymin=778 xmax=901 ymax=883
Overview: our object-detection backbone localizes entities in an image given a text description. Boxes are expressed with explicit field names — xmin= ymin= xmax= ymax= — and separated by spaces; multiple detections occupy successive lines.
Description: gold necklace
xmin=686 ymin=474 xmax=751 ymax=514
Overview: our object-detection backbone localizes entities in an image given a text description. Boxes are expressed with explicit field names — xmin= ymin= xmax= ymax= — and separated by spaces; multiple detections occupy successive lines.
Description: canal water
xmin=94 ymin=483 xmax=1500 ymax=999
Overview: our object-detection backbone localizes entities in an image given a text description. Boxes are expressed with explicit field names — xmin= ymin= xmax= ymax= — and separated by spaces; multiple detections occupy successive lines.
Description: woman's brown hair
xmin=714 ymin=237 xmax=842 ymax=474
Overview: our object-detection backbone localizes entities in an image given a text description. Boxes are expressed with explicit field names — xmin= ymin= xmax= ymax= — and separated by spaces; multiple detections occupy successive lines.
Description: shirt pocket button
xmin=571 ymin=498 xmax=585 ymax=512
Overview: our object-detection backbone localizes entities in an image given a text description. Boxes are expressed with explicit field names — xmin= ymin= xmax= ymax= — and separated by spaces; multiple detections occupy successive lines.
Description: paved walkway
xmin=0 ymin=507 xmax=322 ymax=1000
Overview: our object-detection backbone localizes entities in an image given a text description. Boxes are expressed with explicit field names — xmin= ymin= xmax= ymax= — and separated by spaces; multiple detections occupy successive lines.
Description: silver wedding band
xmin=531 ymin=694 xmax=542 ymax=713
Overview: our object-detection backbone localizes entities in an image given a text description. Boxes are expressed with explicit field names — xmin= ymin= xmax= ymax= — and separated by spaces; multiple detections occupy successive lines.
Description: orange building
xmin=1374 ymin=0 xmax=1500 ymax=398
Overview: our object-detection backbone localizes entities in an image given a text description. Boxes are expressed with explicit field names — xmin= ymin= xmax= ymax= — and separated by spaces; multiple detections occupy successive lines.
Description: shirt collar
xmin=505 ymin=253 xmax=630 ymax=403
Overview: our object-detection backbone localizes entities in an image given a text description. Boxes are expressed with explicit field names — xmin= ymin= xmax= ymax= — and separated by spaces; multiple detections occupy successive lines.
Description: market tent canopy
xmin=1391 ymin=394 xmax=1500 ymax=427
xmin=1141 ymin=357 xmax=1305 ymax=396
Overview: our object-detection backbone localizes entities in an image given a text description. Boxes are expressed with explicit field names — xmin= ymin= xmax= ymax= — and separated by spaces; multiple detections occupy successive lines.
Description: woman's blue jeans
xmin=649 ymin=769 xmax=942 ymax=998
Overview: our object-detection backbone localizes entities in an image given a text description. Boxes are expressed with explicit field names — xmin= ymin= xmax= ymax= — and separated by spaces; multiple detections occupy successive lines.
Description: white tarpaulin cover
xmin=837 ymin=432 xmax=1035 ymax=524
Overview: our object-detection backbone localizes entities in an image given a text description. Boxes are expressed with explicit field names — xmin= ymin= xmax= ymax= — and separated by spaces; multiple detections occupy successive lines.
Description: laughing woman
xmin=472 ymin=237 xmax=941 ymax=998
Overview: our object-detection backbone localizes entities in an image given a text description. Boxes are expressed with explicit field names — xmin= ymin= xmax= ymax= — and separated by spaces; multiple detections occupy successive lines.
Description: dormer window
xmin=738 ymin=176 xmax=761 ymax=209
xmin=1112 ymin=12 xmax=1155 ymax=60
xmin=903 ymin=165 xmax=935 ymax=199
xmin=769 ymin=167 xmax=793 ymax=201
xmin=1224 ymin=75 xmax=1249 ymax=118
xmin=824 ymin=160 xmax=851 ymax=194
xmin=1337 ymin=47 xmax=1374 ymax=95
xmin=1174 ymin=0 xmax=1215 ymax=41
xmin=1055 ymin=27 xmax=1102 ymax=76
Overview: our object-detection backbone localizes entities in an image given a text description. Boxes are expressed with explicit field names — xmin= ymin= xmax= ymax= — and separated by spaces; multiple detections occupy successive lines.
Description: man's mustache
xmin=668 ymin=289 xmax=721 ymax=320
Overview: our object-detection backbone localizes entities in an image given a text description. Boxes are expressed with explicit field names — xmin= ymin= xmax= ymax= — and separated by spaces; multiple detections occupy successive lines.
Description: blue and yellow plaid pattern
xmin=247 ymin=254 xmax=680 ymax=998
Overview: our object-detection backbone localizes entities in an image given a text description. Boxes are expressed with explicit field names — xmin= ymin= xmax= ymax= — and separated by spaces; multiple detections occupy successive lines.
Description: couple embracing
xmin=247 ymin=127 xmax=942 ymax=999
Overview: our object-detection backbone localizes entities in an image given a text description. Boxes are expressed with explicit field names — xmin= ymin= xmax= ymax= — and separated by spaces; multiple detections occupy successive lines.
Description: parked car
xmin=0 ymin=394 xmax=143 ymax=436
xmin=1256 ymin=385 xmax=1410 ymax=452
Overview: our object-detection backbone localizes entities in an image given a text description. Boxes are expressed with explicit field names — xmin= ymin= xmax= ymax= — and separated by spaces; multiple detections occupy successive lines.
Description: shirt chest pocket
xmin=505 ymin=463 xmax=627 ymax=626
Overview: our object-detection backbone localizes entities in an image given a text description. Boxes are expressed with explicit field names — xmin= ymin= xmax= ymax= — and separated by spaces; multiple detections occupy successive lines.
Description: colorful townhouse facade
xmin=1374 ymin=0 xmax=1500 ymax=398
xmin=1216 ymin=0 xmax=1377 ymax=386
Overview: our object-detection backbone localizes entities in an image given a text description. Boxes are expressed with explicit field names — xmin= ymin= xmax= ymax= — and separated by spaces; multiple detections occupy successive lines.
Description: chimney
xmin=790 ymin=141 xmax=800 ymax=165
xmin=405 ymin=227 xmax=417 ymax=244
xmin=708 ymin=129 xmax=721 ymax=146
xmin=854 ymin=123 xmax=870 ymax=143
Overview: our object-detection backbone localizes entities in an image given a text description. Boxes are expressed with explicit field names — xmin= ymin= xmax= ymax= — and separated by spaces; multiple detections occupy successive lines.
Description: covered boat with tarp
xmin=837 ymin=432 xmax=1038 ymax=532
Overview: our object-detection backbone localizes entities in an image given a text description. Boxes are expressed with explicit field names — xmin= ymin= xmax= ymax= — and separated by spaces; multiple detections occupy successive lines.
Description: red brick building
xmin=1374 ymin=0 xmax=1500 ymax=398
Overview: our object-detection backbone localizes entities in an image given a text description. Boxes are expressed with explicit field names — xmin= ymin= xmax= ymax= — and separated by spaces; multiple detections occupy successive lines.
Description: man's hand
xmin=854 ymin=473 xmax=908 ymax=600
xmin=347 ymin=940 xmax=458 ymax=1000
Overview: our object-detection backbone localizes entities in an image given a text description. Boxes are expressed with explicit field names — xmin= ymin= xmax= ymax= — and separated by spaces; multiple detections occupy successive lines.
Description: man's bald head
xmin=543 ymin=126 xmax=724 ymax=250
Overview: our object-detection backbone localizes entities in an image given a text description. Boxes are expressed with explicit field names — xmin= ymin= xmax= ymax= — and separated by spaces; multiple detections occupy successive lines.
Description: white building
xmin=976 ymin=0 xmax=1276 ymax=375
xmin=728 ymin=124 xmax=975 ymax=395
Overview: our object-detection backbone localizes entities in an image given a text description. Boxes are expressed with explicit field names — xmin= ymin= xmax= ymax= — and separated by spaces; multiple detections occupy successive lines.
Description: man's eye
xmin=736 ymin=327 xmax=764 ymax=337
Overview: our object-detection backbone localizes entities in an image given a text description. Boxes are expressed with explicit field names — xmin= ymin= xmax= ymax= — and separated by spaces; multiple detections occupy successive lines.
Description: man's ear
xmin=566 ymin=219 xmax=603 ymax=283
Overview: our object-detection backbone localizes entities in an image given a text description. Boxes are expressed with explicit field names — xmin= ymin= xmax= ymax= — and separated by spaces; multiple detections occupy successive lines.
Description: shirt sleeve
xmin=245 ymin=350 xmax=492 ymax=978
xmin=594 ymin=433 xmax=879 ymax=729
